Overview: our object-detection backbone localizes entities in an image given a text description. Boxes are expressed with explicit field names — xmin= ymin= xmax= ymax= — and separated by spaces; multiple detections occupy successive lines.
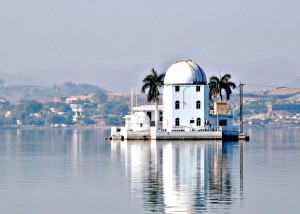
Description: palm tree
xmin=209 ymin=74 xmax=236 ymax=101
xmin=141 ymin=68 xmax=165 ymax=130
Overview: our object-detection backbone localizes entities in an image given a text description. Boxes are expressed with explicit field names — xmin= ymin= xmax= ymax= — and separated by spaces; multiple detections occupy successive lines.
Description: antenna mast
xmin=239 ymin=83 xmax=244 ymax=134
xmin=136 ymin=87 xmax=138 ymax=107
xmin=131 ymin=85 xmax=133 ymax=114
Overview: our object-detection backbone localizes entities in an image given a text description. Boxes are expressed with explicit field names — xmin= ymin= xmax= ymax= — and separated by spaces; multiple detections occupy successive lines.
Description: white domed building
xmin=111 ymin=60 xmax=237 ymax=140
xmin=162 ymin=60 xmax=209 ymax=132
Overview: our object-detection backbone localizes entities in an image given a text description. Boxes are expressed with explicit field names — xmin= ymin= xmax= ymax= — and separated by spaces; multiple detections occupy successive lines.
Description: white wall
xmin=209 ymin=114 xmax=235 ymax=132
xmin=163 ymin=84 xmax=209 ymax=131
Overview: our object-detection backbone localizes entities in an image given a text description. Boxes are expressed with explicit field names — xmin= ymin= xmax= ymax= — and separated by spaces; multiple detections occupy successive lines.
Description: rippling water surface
xmin=0 ymin=127 xmax=299 ymax=214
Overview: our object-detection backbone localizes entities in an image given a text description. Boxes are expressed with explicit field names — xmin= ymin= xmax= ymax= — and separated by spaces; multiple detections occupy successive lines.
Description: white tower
xmin=163 ymin=60 xmax=209 ymax=132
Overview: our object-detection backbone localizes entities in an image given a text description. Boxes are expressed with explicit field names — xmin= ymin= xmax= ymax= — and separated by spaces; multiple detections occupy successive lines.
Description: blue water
xmin=0 ymin=127 xmax=299 ymax=214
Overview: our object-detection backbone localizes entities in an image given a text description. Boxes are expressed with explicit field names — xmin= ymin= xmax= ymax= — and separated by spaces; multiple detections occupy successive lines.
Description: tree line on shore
xmin=0 ymin=89 xmax=129 ymax=127
xmin=0 ymin=70 xmax=237 ymax=127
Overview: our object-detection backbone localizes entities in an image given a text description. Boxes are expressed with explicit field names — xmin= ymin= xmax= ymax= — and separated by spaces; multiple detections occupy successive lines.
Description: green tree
xmin=209 ymin=74 xmax=237 ymax=101
xmin=46 ymin=101 xmax=63 ymax=108
xmin=65 ymin=112 xmax=74 ymax=125
xmin=94 ymin=89 xmax=108 ymax=103
xmin=46 ymin=113 xmax=65 ymax=125
xmin=25 ymin=115 xmax=45 ymax=125
xmin=57 ymin=103 xmax=72 ymax=113
xmin=4 ymin=115 xmax=16 ymax=125
xmin=18 ymin=100 xmax=43 ymax=114
xmin=79 ymin=117 xmax=96 ymax=125
xmin=141 ymin=68 xmax=165 ymax=130
xmin=17 ymin=100 xmax=43 ymax=123
xmin=99 ymin=101 xmax=129 ymax=126
xmin=104 ymin=115 xmax=121 ymax=126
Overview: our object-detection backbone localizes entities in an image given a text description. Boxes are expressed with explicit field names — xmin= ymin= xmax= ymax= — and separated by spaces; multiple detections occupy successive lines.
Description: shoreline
xmin=0 ymin=125 xmax=111 ymax=130
xmin=0 ymin=124 xmax=298 ymax=131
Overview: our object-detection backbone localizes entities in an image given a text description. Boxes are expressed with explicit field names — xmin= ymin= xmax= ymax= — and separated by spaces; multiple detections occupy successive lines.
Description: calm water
xmin=0 ymin=127 xmax=299 ymax=214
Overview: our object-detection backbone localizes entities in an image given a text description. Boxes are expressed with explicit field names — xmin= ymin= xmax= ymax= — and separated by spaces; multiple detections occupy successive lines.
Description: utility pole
xmin=239 ymin=83 xmax=246 ymax=140
xmin=239 ymin=83 xmax=244 ymax=134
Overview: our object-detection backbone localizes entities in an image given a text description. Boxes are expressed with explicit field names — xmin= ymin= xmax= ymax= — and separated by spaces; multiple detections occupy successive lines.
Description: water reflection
xmin=111 ymin=140 xmax=244 ymax=213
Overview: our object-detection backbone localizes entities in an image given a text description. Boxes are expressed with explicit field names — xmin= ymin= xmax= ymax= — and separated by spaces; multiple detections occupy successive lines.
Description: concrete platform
xmin=110 ymin=126 xmax=223 ymax=140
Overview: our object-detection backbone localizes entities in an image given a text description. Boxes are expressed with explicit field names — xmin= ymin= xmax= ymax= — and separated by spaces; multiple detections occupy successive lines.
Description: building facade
xmin=110 ymin=59 xmax=237 ymax=140
xmin=163 ymin=60 xmax=209 ymax=131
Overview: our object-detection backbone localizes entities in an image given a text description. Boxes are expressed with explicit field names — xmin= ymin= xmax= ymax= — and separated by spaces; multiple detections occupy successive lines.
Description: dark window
xmin=219 ymin=119 xmax=227 ymax=126
xmin=175 ymin=101 xmax=180 ymax=109
xmin=175 ymin=118 xmax=180 ymax=126
xmin=196 ymin=101 xmax=201 ymax=109
xmin=140 ymin=124 xmax=143 ymax=127
xmin=196 ymin=118 xmax=201 ymax=126
xmin=147 ymin=112 xmax=152 ymax=121
xmin=190 ymin=119 xmax=194 ymax=124
xmin=160 ymin=112 xmax=163 ymax=121
xmin=175 ymin=86 xmax=180 ymax=92
xmin=196 ymin=86 xmax=201 ymax=92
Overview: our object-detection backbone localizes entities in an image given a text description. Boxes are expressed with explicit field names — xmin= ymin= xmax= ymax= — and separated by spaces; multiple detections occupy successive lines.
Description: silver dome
xmin=164 ymin=60 xmax=207 ymax=85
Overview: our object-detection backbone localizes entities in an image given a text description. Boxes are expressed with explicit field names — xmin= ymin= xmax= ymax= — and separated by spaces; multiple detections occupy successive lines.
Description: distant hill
xmin=0 ymin=70 xmax=46 ymax=86
xmin=286 ymin=75 xmax=300 ymax=88
xmin=53 ymin=82 xmax=106 ymax=96
xmin=2 ymin=57 xmax=299 ymax=93
xmin=227 ymin=57 xmax=300 ymax=91
xmin=0 ymin=82 xmax=106 ymax=103
xmin=23 ymin=62 xmax=169 ymax=93
xmin=98 ymin=57 xmax=300 ymax=93
xmin=244 ymin=87 xmax=300 ymax=98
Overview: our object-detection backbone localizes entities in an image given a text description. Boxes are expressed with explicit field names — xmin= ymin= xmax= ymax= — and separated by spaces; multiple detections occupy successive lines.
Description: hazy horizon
xmin=1 ymin=0 xmax=300 ymax=92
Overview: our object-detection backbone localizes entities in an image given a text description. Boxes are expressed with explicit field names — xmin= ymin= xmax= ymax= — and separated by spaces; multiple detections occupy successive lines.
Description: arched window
xmin=175 ymin=101 xmax=180 ymax=109
xmin=196 ymin=118 xmax=201 ymax=126
xmin=175 ymin=118 xmax=180 ymax=126
xmin=196 ymin=101 xmax=201 ymax=109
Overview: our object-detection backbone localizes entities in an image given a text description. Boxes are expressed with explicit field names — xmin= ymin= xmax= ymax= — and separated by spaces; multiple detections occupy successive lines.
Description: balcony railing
xmin=170 ymin=126 xmax=222 ymax=132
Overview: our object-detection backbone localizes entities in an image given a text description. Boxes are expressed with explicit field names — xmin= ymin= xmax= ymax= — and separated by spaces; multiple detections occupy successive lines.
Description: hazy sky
xmin=1 ymin=0 xmax=300 ymax=91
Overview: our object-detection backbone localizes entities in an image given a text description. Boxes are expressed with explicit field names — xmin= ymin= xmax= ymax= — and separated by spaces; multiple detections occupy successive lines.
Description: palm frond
xmin=209 ymin=73 xmax=236 ymax=101
xmin=141 ymin=68 xmax=165 ymax=103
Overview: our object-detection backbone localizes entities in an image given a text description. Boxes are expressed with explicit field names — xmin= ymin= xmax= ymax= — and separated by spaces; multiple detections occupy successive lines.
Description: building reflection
xmin=111 ymin=140 xmax=244 ymax=213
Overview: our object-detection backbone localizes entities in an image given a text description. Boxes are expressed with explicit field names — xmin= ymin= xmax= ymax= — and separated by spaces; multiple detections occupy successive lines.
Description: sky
xmin=1 ymin=0 xmax=300 ymax=92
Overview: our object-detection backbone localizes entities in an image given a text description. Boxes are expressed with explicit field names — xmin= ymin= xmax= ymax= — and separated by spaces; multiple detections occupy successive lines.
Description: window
xmin=196 ymin=86 xmax=201 ymax=92
xmin=175 ymin=118 xmax=180 ymax=126
xmin=147 ymin=112 xmax=152 ymax=121
xmin=196 ymin=118 xmax=201 ymax=126
xmin=175 ymin=86 xmax=180 ymax=92
xmin=219 ymin=119 xmax=227 ymax=126
xmin=196 ymin=101 xmax=201 ymax=109
xmin=175 ymin=101 xmax=180 ymax=109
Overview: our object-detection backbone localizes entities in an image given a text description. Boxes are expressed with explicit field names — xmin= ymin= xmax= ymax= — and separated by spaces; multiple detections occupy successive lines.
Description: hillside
xmin=0 ymin=82 xmax=106 ymax=103
xmin=286 ymin=75 xmax=300 ymax=88
xmin=228 ymin=87 xmax=300 ymax=126
xmin=0 ymin=70 xmax=46 ymax=86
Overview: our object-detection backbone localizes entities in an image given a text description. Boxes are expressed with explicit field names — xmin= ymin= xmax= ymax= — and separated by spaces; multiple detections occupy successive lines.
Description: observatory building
xmin=111 ymin=60 xmax=237 ymax=140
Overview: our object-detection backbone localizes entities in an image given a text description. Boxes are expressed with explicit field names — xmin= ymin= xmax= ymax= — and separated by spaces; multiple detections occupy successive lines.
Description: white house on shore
xmin=111 ymin=60 xmax=238 ymax=140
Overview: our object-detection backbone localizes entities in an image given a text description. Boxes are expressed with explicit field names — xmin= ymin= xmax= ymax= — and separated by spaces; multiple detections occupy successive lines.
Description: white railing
xmin=170 ymin=126 xmax=222 ymax=132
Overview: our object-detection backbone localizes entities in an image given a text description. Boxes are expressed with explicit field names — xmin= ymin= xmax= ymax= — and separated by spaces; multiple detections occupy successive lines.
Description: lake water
xmin=0 ymin=127 xmax=299 ymax=214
